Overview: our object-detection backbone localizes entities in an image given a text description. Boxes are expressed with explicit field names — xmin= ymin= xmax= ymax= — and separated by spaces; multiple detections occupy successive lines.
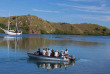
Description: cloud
xmin=84 ymin=16 xmax=110 ymax=21
xmin=69 ymin=0 xmax=107 ymax=8
xmin=0 ymin=10 xmax=7 ymax=12
xmin=56 ymin=3 xmax=110 ymax=14
xmin=77 ymin=9 xmax=110 ymax=14
xmin=69 ymin=0 xmax=92 ymax=2
xmin=57 ymin=3 xmax=103 ymax=10
xmin=33 ymin=9 xmax=59 ymax=13
xmin=69 ymin=0 xmax=106 ymax=2
xmin=66 ymin=14 xmax=110 ymax=22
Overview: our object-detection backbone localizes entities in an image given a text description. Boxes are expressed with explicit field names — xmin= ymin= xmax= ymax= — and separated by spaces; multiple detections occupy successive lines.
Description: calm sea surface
xmin=0 ymin=33 xmax=110 ymax=74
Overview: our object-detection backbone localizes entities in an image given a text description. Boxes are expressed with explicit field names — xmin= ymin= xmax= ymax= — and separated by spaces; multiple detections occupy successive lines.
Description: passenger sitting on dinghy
xmin=54 ymin=50 xmax=59 ymax=57
xmin=45 ymin=48 xmax=48 ymax=55
xmin=60 ymin=50 xmax=64 ymax=58
xmin=34 ymin=48 xmax=41 ymax=55
xmin=42 ymin=48 xmax=46 ymax=56
xmin=51 ymin=49 xmax=54 ymax=57
xmin=37 ymin=48 xmax=42 ymax=55
xmin=47 ymin=48 xmax=51 ymax=56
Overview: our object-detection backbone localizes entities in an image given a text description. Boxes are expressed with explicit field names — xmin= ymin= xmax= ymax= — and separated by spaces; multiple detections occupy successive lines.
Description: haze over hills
xmin=0 ymin=15 xmax=110 ymax=36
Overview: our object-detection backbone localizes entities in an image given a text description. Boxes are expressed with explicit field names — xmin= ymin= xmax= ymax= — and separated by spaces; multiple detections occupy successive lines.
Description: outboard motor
xmin=71 ymin=55 xmax=75 ymax=61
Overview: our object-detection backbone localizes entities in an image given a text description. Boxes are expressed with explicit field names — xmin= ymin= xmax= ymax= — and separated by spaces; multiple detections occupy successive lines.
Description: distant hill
xmin=0 ymin=15 xmax=110 ymax=36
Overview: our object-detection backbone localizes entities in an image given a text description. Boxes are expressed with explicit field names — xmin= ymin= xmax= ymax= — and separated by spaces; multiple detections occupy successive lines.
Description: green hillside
xmin=0 ymin=15 xmax=110 ymax=36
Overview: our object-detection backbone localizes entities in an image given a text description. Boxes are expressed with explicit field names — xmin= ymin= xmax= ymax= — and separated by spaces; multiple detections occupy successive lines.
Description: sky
xmin=0 ymin=0 xmax=110 ymax=28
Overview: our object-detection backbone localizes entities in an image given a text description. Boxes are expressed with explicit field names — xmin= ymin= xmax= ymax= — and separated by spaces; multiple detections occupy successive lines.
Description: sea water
xmin=0 ymin=33 xmax=110 ymax=74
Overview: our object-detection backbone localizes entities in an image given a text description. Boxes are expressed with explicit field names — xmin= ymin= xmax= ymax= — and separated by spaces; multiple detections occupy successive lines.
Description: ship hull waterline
xmin=4 ymin=30 xmax=22 ymax=35
xmin=27 ymin=53 xmax=74 ymax=62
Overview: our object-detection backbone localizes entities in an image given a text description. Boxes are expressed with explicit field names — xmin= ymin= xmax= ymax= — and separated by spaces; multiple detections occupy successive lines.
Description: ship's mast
xmin=8 ymin=13 xmax=10 ymax=31
xmin=16 ymin=16 xmax=18 ymax=31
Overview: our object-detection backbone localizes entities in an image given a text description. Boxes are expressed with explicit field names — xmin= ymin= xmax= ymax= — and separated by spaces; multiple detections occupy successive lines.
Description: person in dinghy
xmin=34 ymin=48 xmax=42 ymax=55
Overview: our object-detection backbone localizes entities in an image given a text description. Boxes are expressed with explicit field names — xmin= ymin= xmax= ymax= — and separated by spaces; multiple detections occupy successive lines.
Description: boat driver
xmin=64 ymin=49 xmax=68 ymax=56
